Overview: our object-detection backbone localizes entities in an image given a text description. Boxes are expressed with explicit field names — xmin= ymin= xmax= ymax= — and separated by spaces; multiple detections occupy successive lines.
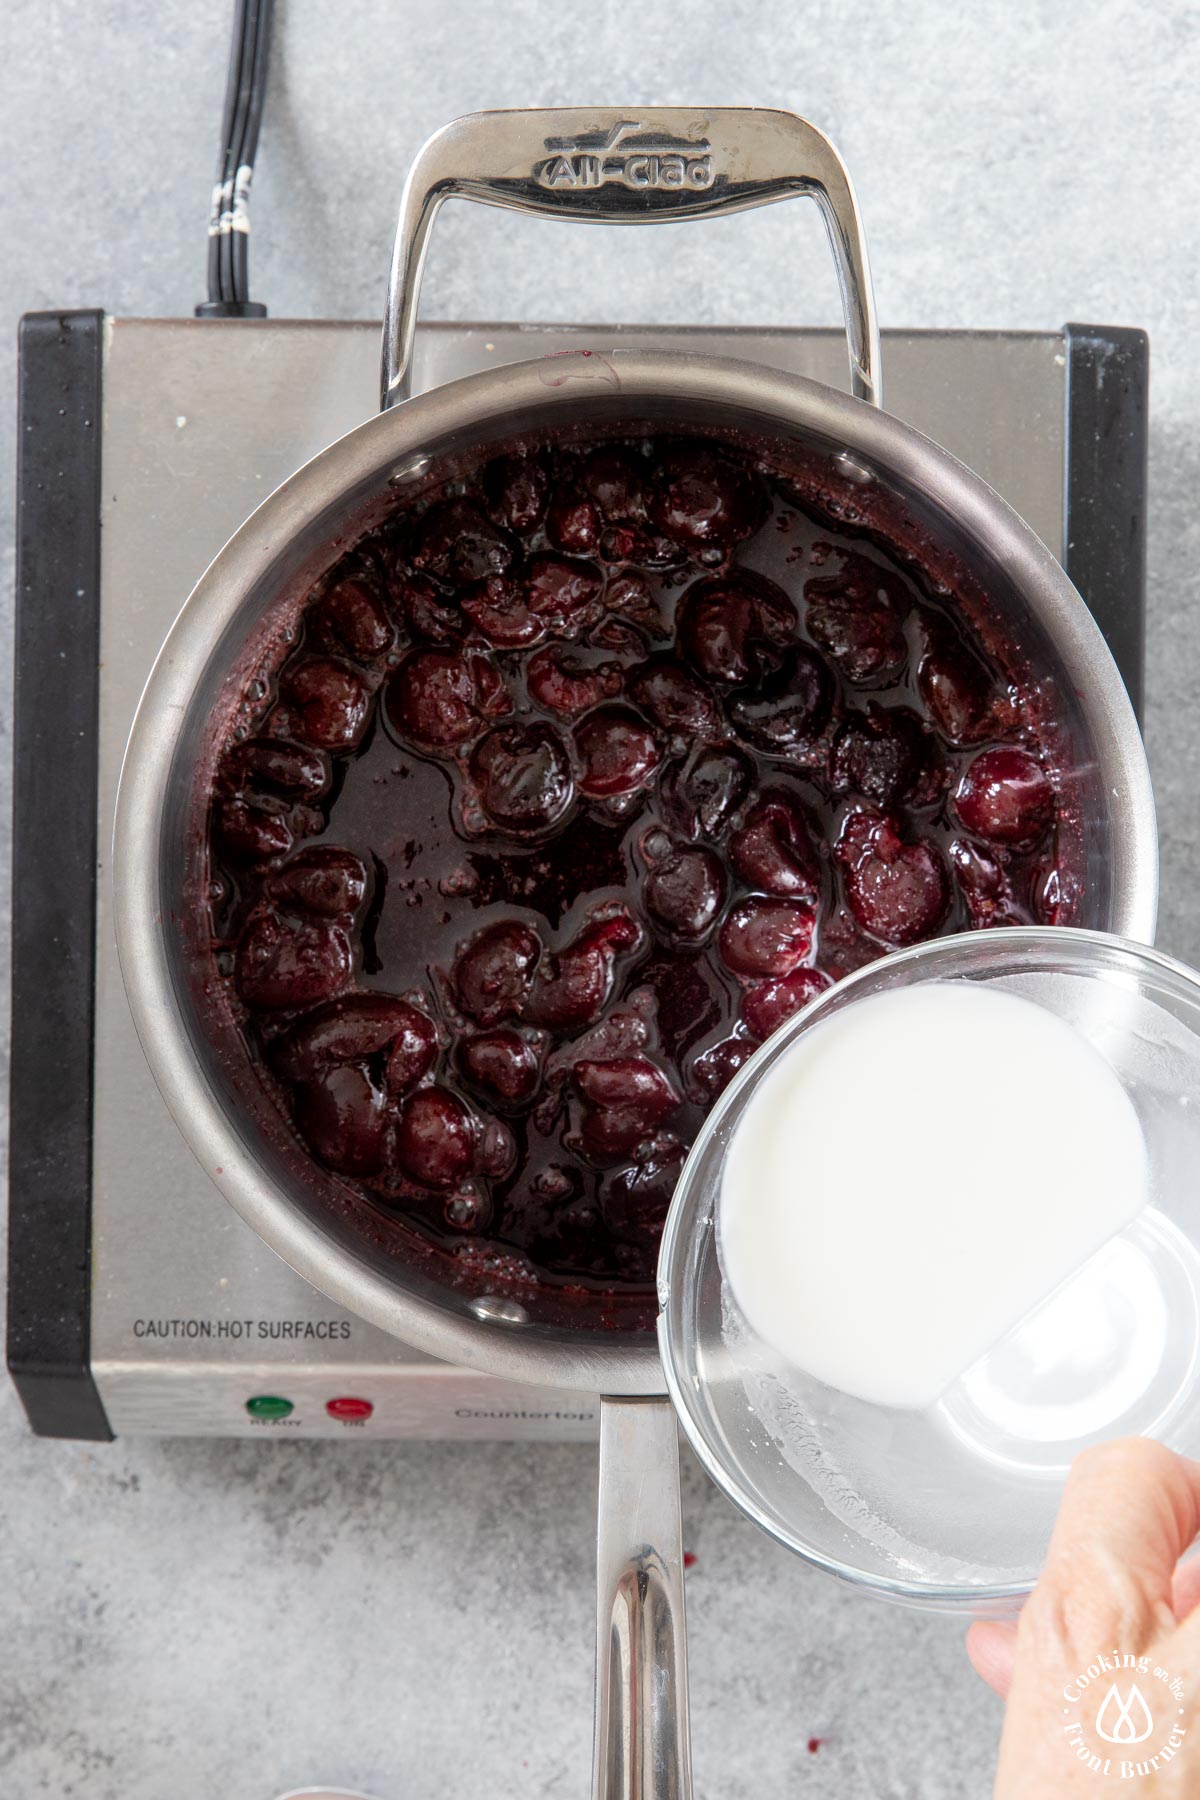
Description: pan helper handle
xmin=593 ymin=1397 xmax=691 ymax=1800
xmin=381 ymin=106 xmax=881 ymax=410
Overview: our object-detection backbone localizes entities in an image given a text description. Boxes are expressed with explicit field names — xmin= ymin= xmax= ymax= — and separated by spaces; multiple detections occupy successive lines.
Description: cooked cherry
xmin=460 ymin=1030 xmax=542 ymax=1106
xmin=395 ymin=1087 xmax=476 ymax=1188
xmin=545 ymin=484 xmax=602 ymax=555
xmin=526 ymin=646 xmax=623 ymax=717
xmin=387 ymin=648 xmax=509 ymax=748
xmin=688 ymin=1036 xmax=756 ymax=1100
xmin=742 ymin=967 xmax=831 ymax=1040
xmin=649 ymin=443 xmax=767 ymax=550
xmin=605 ymin=571 xmax=666 ymax=636
xmin=218 ymin=737 xmax=330 ymax=799
xmin=291 ymin=1064 xmax=388 ymax=1176
xmin=828 ymin=705 xmax=925 ymax=805
xmin=718 ymin=898 xmax=815 ymax=978
xmin=728 ymin=646 xmax=834 ymax=759
xmin=954 ymin=746 xmax=1054 ymax=846
xmin=483 ymin=451 xmax=548 ymax=533
xmin=574 ymin=1057 xmax=680 ymax=1161
xmin=805 ymin=556 xmax=907 ymax=685
xmin=599 ymin=523 xmax=685 ymax=569
xmin=523 ymin=910 xmax=642 ymax=1030
xmin=664 ymin=742 xmax=755 ymax=838
xmin=729 ymin=791 xmax=819 ymax=899
xmin=460 ymin=575 xmax=544 ymax=648
xmin=272 ymin=993 xmax=435 ymax=1082
xmin=478 ymin=1117 xmax=518 ymax=1179
xmin=410 ymin=499 xmax=516 ymax=584
xmin=627 ymin=657 xmax=721 ymax=738
xmin=453 ymin=920 xmax=542 ymax=1024
xmin=579 ymin=445 xmax=648 ymax=520
xmin=644 ymin=844 xmax=726 ymax=942
xmin=283 ymin=658 xmax=374 ymax=751
xmin=310 ymin=573 xmax=394 ymax=660
xmin=601 ymin=1142 xmax=685 ymax=1243
xmin=268 ymin=846 xmax=368 ymax=918
xmin=916 ymin=618 xmax=998 ymax=743
xmin=949 ymin=838 xmax=1020 ymax=929
xmin=214 ymin=795 xmax=293 ymax=862
xmin=575 ymin=705 xmax=660 ymax=799
xmin=676 ymin=570 xmax=796 ymax=684
xmin=234 ymin=912 xmax=353 ymax=1011
xmin=837 ymin=810 xmax=950 ymax=946
xmin=385 ymin=1015 xmax=441 ymax=1095
xmin=469 ymin=721 xmax=575 ymax=834
xmin=392 ymin=570 xmax=466 ymax=644
xmin=528 ymin=554 xmax=604 ymax=630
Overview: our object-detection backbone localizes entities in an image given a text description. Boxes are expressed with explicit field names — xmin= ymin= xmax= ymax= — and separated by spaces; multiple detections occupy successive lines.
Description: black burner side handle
xmin=1063 ymin=324 xmax=1149 ymax=723
xmin=8 ymin=311 xmax=113 ymax=1440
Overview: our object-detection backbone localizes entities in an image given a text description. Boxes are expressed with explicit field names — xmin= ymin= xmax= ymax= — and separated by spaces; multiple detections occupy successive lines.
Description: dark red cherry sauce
xmin=203 ymin=431 xmax=1081 ymax=1308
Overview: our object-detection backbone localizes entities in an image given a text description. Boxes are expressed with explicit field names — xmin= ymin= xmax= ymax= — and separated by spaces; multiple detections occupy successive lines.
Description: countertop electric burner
xmin=9 ymin=313 xmax=1147 ymax=1441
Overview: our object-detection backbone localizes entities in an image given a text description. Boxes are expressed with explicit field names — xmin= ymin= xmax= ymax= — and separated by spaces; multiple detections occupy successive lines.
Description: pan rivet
xmin=834 ymin=450 xmax=873 ymax=485
xmin=390 ymin=454 xmax=432 ymax=486
xmin=469 ymin=1295 xmax=530 ymax=1325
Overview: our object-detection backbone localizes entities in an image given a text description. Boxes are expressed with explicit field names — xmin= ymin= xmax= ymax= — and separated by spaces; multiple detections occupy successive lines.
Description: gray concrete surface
xmin=3 ymin=1 xmax=1200 ymax=1795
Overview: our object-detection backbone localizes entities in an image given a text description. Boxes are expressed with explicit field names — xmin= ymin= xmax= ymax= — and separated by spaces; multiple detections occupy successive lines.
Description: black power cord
xmin=196 ymin=0 xmax=274 ymax=319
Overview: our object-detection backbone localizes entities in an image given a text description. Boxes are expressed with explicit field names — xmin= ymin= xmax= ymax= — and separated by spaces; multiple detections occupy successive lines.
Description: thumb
xmin=967 ymin=1618 xmax=1019 ymax=1698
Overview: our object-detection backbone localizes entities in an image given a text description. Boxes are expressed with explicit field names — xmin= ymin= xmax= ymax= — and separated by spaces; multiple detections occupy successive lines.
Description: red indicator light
xmin=326 ymin=1395 xmax=373 ymax=1422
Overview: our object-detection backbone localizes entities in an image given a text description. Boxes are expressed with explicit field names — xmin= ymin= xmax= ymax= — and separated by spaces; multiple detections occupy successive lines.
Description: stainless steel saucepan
xmin=114 ymin=108 xmax=1157 ymax=1798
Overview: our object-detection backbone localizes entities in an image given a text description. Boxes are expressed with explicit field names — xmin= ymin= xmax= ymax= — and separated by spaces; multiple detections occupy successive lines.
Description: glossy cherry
xmin=523 ymin=910 xmax=641 ymax=1031
xmin=573 ymin=1057 xmax=680 ymax=1162
xmin=804 ymin=555 xmax=907 ymax=686
xmin=468 ymin=721 xmax=575 ymax=834
xmin=218 ymin=737 xmax=330 ymax=800
xmin=627 ymin=657 xmax=721 ymax=738
xmin=828 ymin=705 xmax=926 ymax=806
xmin=728 ymin=646 xmax=833 ymax=759
xmin=453 ymin=920 xmax=542 ymax=1024
xmin=283 ymin=658 xmax=374 ymax=751
xmin=837 ymin=809 xmax=950 ymax=947
xmin=483 ymin=451 xmax=548 ymax=533
xmin=648 ymin=443 xmax=767 ymax=550
xmin=388 ymin=648 xmax=509 ymax=748
xmin=718 ymin=898 xmax=815 ymax=979
xmin=267 ymin=846 xmax=368 ymax=919
xmin=742 ymin=967 xmax=831 ymax=1040
xmin=291 ymin=1064 xmax=388 ymax=1176
xmin=949 ymin=838 xmax=1020 ymax=929
xmin=644 ymin=843 xmax=727 ymax=943
xmin=234 ymin=912 xmax=353 ymax=1012
xmin=460 ymin=1030 xmax=542 ymax=1106
xmin=729 ymin=791 xmax=819 ymax=899
xmin=526 ymin=646 xmax=623 ymax=717
xmin=410 ymin=498 xmax=516 ymax=585
xmin=954 ymin=746 xmax=1054 ymax=846
xmin=395 ymin=1086 xmax=476 ymax=1188
xmin=575 ymin=705 xmax=660 ymax=799
xmin=310 ymin=572 xmax=394 ymax=660
xmin=676 ymin=569 xmax=796 ymax=684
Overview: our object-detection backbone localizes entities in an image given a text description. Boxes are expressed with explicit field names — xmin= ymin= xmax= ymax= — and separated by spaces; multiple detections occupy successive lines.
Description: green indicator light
xmin=245 ymin=1394 xmax=293 ymax=1420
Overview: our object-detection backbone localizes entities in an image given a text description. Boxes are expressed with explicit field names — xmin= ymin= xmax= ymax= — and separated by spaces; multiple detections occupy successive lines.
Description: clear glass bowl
xmin=657 ymin=928 xmax=1200 ymax=1613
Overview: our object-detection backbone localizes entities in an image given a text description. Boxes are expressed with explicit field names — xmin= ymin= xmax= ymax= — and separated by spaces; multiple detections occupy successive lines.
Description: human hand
xmin=968 ymin=1439 xmax=1200 ymax=1796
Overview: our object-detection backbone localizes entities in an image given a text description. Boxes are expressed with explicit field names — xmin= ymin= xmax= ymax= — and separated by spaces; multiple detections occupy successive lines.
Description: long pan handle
xmin=593 ymin=1396 xmax=692 ymax=1800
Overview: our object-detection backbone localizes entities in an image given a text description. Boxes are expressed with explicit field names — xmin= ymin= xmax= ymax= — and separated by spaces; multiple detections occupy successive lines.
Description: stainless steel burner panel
xmin=8 ymin=316 xmax=1147 ymax=1438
